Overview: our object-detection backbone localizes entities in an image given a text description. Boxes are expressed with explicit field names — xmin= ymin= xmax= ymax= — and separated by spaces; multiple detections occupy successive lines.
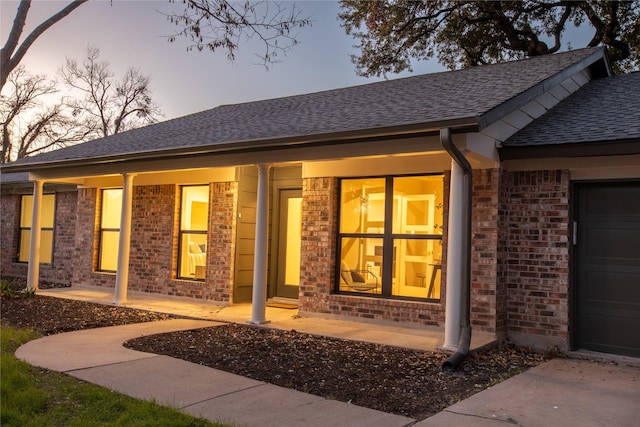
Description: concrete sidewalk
xmin=16 ymin=285 xmax=640 ymax=426
xmin=37 ymin=285 xmax=498 ymax=352
xmin=16 ymin=319 xmax=415 ymax=427
xmin=15 ymin=319 xmax=640 ymax=427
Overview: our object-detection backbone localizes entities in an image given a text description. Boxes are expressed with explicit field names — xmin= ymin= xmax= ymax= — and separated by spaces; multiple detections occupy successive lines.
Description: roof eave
xmin=477 ymin=48 xmax=611 ymax=130
xmin=0 ymin=117 xmax=479 ymax=174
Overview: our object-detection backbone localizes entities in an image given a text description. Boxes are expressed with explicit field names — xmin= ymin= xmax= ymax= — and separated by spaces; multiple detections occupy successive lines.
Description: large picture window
xmin=98 ymin=189 xmax=122 ymax=271
xmin=18 ymin=194 xmax=55 ymax=264
xmin=338 ymin=175 xmax=444 ymax=300
xmin=178 ymin=185 xmax=209 ymax=280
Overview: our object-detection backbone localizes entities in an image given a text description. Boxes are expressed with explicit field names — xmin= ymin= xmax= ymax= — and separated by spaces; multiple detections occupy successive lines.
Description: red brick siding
xmin=162 ymin=182 xmax=238 ymax=301
xmin=470 ymin=169 xmax=502 ymax=335
xmin=205 ymin=182 xmax=237 ymax=302
xmin=128 ymin=185 xmax=176 ymax=294
xmin=47 ymin=191 xmax=77 ymax=284
xmin=0 ymin=190 xmax=77 ymax=286
xmin=71 ymin=183 xmax=237 ymax=303
xmin=496 ymin=169 xmax=511 ymax=337
xmin=0 ymin=192 xmax=22 ymax=278
xmin=503 ymin=170 xmax=570 ymax=349
xmin=299 ymin=177 xmax=338 ymax=314
xmin=73 ymin=187 xmax=114 ymax=287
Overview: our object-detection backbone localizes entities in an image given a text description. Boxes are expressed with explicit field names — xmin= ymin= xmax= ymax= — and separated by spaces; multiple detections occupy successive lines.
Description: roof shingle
xmin=4 ymin=47 xmax=604 ymax=168
xmin=503 ymin=71 xmax=640 ymax=147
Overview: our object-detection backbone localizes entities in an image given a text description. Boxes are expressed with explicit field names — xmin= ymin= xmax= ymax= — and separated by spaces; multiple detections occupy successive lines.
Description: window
xmin=98 ymin=189 xmax=122 ymax=271
xmin=18 ymin=194 xmax=55 ymax=263
xmin=178 ymin=185 xmax=209 ymax=280
xmin=338 ymin=175 xmax=444 ymax=300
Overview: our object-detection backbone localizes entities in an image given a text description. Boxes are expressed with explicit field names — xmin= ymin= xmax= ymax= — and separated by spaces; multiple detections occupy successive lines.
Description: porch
xmin=37 ymin=284 xmax=497 ymax=353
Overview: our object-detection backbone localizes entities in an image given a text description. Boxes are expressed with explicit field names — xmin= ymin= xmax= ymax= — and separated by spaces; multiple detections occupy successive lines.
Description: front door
xmin=276 ymin=189 xmax=302 ymax=299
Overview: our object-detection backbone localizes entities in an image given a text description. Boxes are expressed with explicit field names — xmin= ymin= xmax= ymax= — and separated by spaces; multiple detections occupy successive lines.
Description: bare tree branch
xmin=165 ymin=0 xmax=311 ymax=67
xmin=1 ymin=0 xmax=88 ymax=90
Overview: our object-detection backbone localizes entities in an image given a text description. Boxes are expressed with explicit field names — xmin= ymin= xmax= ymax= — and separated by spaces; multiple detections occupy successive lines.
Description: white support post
xmin=26 ymin=180 xmax=44 ymax=292
xmin=248 ymin=163 xmax=271 ymax=324
xmin=443 ymin=160 xmax=464 ymax=350
xmin=113 ymin=173 xmax=136 ymax=304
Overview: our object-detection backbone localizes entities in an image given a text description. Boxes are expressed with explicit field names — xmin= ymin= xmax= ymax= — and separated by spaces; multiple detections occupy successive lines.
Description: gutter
xmin=440 ymin=127 xmax=473 ymax=371
xmin=0 ymin=118 xmax=478 ymax=174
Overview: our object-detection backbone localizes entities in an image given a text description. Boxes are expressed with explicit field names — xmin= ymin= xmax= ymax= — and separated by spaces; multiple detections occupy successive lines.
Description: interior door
xmin=276 ymin=189 xmax=302 ymax=299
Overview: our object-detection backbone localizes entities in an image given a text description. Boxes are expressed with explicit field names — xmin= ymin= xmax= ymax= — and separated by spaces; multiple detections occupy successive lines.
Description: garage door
xmin=575 ymin=181 xmax=640 ymax=357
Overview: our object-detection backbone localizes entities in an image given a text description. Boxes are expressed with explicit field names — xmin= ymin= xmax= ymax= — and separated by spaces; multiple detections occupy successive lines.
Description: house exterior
xmin=1 ymin=47 xmax=639 ymax=357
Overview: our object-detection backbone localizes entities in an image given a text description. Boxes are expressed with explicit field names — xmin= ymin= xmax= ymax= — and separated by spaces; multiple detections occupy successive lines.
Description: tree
xmin=339 ymin=0 xmax=640 ymax=76
xmin=1 ymin=0 xmax=88 ymax=91
xmin=1 ymin=47 xmax=163 ymax=163
xmin=2 ymin=0 xmax=310 ymax=94
xmin=1 ymin=66 xmax=91 ymax=163
xmin=166 ymin=0 xmax=311 ymax=66
xmin=59 ymin=46 xmax=162 ymax=138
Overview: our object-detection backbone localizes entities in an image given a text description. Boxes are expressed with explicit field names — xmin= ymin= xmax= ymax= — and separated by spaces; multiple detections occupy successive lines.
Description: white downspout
xmin=248 ymin=163 xmax=271 ymax=324
xmin=113 ymin=173 xmax=136 ymax=304
xmin=443 ymin=159 xmax=464 ymax=350
xmin=440 ymin=127 xmax=473 ymax=371
xmin=26 ymin=180 xmax=44 ymax=292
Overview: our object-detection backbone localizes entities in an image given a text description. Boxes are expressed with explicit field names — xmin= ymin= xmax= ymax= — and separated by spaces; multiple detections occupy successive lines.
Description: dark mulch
xmin=1 ymin=292 xmax=547 ymax=420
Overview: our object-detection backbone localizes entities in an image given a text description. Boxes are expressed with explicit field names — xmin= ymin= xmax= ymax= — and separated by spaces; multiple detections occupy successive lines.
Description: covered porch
xmin=35 ymin=284 xmax=498 ymax=353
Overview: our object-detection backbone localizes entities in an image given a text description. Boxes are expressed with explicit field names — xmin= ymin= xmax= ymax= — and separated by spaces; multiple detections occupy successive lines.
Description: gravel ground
xmin=1 ymin=292 xmax=547 ymax=420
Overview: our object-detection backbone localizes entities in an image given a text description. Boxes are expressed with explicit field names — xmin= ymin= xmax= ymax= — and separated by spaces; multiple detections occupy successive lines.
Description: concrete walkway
xmin=36 ymin=285 xmax=498 ymax=352
xmin=15 ymin=286 xmax=640 ymax=426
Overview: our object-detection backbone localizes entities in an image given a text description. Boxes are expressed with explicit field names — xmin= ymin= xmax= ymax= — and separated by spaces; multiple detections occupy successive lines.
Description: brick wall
xmin=205 ymin=182 xmax=238 ymax=302
xmin=72 ymin=183 xmax=237 ymax=303
xmin=128 ymin=185 xmax=176 ymax=294
xmin=0 ymin=192 xmax=22 ymax=279
xmin=470 ymin=169 xmax=504 ymax=336
xmin=73 ymin=187 xmax=114 ymax=287
xmin=0 ymin=189 xmax=77 ymax=286
xmin=299 ymin=177 xmax=338 ymax=314
xmin=503 ymin=170 xmax=571 ymax=350
xmin=47 ymin=191 xmax=77 ymax=284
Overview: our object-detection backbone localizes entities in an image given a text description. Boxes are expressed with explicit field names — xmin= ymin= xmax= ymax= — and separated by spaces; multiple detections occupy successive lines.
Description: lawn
xmin=0 ymin=325 xmax=227 ymax=427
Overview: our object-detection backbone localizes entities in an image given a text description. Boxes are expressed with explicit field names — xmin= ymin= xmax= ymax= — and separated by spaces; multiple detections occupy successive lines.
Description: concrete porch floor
xmin=38 ymin=285 xmax=497 ymax=353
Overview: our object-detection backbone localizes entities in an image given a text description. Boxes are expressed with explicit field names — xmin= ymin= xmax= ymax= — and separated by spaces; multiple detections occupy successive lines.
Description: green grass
xmin=1 ymin=325 xmax=229 ymax=427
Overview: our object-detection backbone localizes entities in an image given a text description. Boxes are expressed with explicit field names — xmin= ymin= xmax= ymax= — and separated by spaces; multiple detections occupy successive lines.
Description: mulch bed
xmin=1 ymin=292 xmax=547 ymax=420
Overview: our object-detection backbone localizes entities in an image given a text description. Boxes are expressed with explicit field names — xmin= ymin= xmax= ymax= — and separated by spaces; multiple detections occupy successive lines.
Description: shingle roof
xmin=3 ymin=47 xmax=605 ymax=169
xmin=503 ymin=71 xmax=640 ymax=147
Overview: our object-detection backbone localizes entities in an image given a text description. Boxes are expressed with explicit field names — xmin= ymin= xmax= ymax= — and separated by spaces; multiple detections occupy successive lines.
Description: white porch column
xmin=26 ymin=180 xmax=44 ymax=292
xmin=113 ymin=173 xmax=136 ymax=304
xmin=443 ymin=160 xmax=464 ymax=350
xmin=248 ymin=163 xmax=271 ymax=324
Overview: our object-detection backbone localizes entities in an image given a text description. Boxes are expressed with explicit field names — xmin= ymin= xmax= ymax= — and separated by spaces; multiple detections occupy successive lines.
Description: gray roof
xmin=3 ymin=47 xmax=606 ymax=170
xmin=504 ymin=71 xmax=640 ymax=147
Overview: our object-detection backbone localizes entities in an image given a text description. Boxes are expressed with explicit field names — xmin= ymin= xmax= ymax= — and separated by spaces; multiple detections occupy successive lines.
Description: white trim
xmin=443 ymin=160 xmax=464 ymax=350
xmin=248 ymin=164 xmax=272 ymax=324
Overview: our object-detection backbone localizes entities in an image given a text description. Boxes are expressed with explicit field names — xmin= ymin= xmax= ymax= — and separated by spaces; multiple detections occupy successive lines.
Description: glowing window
xmin=98 ymin=189 xmax=122 ymax=271
xmin=18 ymin=194 xmax=55 ymax=264
xmin=337 ymin=175 xmax=443 ymax=300
xmin=178 ymin=185 xmax=209 ymax=280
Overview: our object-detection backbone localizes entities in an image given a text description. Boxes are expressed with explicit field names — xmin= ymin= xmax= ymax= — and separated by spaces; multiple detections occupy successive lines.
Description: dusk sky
xmin=2 ymin=1 xmax=593 ymax=121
